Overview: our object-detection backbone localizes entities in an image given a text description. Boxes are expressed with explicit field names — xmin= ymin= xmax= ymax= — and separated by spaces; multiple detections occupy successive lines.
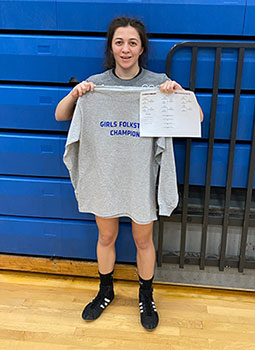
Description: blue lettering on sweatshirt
xmin=119 ymin=121 xmax=140 ymax=128
xmin=100 ymin=120 xmax=140 ymax=137
xmin=110 ymin=129 xmax=140 ymax=137
xmin=100 ymin=120 xmax=118 ymax=127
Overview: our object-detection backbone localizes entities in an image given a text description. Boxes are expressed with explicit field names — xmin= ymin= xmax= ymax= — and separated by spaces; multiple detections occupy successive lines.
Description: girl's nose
xmin=122 ymin=43 xmax=130 ymax=52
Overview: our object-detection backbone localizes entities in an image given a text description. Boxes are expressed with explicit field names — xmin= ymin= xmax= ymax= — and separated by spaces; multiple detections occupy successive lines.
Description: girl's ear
xmin=139 ymin=47 xmax=144 ymax=55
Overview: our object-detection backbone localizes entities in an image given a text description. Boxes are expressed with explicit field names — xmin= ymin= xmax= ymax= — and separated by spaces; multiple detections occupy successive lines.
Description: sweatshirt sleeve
xmin=155 ymin=137 xmax=179 ymax=216
xmin=63 ymin=101 xmax=82 ymax=192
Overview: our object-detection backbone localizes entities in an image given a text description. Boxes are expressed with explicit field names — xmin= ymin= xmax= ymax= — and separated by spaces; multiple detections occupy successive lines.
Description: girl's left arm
xmin=159 ymin=80 xmax=204 ymax=122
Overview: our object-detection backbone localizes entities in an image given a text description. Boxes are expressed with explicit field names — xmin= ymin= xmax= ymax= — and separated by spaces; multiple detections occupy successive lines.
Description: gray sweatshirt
xmin=63 ymin=69 xmax=178 ymax=224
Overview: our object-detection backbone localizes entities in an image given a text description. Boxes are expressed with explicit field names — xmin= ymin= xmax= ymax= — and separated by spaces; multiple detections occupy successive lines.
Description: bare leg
xmin=95 ymin=216 xmax=119 ymax=274
xmin=131 ymin=220 xmax=155 ymax=279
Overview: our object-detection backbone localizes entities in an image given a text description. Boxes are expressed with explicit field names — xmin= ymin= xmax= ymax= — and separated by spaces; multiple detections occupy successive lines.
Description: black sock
xmin=139 ymin=275 xmax=154 ymax=290
xmin=99 ymin=270 xmax=114 ymax=287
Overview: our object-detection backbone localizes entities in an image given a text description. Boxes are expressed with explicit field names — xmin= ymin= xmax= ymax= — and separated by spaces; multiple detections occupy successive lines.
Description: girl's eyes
xmin=114 ymin=41 xmax=137 ymax=46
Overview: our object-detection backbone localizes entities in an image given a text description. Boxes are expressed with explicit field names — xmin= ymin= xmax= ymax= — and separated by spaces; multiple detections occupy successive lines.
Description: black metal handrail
xmin=158 ymin=41 xmax=255 ymax=272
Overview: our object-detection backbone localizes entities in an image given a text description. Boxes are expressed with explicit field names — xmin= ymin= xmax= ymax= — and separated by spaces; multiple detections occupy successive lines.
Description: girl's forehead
xmin=113 ymin=26 xmax=140 ymax=40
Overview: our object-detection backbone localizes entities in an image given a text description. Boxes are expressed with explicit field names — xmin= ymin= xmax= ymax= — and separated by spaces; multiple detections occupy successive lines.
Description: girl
xmin=55 ymin=16 xmax=203 ymax=331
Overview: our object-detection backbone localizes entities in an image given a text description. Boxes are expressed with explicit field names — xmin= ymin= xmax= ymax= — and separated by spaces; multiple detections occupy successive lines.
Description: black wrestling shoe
xmin=139 ymin=288 xmax=159 ymax=330
xmin=82 ymin=285 xmax=114 ymax=321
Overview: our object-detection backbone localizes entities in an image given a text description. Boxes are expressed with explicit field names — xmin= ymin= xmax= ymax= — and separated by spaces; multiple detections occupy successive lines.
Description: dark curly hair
xmin=104 ymin=16 xmax=148 ymax=70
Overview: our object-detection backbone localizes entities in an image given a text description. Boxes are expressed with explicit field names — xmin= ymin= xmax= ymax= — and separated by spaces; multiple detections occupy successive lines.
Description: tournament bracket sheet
xmin=139 ymin=90 xmax=201 ymax=137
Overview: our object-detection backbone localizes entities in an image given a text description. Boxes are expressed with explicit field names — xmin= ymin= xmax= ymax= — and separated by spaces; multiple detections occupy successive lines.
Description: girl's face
xmin=111 ymin=26 xmax=144 ymax=76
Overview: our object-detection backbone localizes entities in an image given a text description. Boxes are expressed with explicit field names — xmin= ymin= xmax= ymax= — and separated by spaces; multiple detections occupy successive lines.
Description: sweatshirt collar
xmin=108 ymin=68 xmax=146 ymax=85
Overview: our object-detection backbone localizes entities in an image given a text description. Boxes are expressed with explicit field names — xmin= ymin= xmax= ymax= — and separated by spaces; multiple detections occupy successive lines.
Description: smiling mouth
xmin=121 ymin=56 xmax=131 ymax=59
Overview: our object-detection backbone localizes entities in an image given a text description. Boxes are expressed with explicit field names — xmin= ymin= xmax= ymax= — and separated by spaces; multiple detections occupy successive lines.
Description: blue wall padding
xmin=0 ymin=133 xmax=69 ymax=178
xmin=0 ymin=1 xmax=247 ymax=35
xmin=0 ymin=216 xmax=136 ymax=262
xmin=0 ymin=85 xmax=70 ymax=131
xmin=198 ymin=94 xmax=255 ymax=141
xmin=0 ymin=35 xmax=106 ymax=83
xmin=57 ymin=0 xmax=246 ymax=35
xmin=0 ymin=0 xmax=57 ymax=30
xmin=243 ymin=0 xmax=255 ymax=35
xmin=0 ymin=176 xmax=89 ymax=220
xmin=174 ymin=141 xmax=255 ymax=188
xmin=1 ymin=35 xmax=254 ymax=89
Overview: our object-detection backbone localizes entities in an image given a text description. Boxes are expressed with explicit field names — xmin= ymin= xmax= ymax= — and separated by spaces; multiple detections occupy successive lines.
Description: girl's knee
xmin=132 ymin=220 xmax=154 ymax=250
xmin=98 ymin=231 xmax=118 ymax=247
xmin=133 ymin=236 xmax=153 ymax=250
xmin=96 ymin=216 xmax=119 ymax=247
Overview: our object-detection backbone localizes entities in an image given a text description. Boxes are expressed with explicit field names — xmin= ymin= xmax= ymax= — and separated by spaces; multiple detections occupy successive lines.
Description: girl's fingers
xmin=172 ymin=81 xmax=183 ymax=90
xmin=78 ymin=86 xmax=83 ymax=96
xmin=72 ymin=81 xmax=95 ymax=98
xmin=159 ymin=80 xmax=183 ymax=93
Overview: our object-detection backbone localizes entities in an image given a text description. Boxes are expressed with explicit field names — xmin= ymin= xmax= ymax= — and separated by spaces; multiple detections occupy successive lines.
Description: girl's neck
xmin=114 ymin=65 xmax=141 ymax=80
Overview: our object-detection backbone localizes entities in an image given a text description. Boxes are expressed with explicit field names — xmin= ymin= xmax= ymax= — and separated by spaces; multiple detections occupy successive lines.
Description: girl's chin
xmin=119 ymin=61 xmax=132 ymax=67
xmin=117 ymin=62 xmax=135 ymax=70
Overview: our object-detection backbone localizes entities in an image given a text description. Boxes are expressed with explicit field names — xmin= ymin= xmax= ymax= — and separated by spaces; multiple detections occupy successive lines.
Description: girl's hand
xmin=159 ymin=80 xmax=183 ymax=93
xmin=69 ymin=81 xmax=95 ymax=100
xmin=159 ymin=80 xmax=204 ymax=122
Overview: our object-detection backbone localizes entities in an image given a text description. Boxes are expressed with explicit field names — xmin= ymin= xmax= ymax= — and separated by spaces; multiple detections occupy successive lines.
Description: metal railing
xmin=157 ymin=42 xmax=255 ymax=272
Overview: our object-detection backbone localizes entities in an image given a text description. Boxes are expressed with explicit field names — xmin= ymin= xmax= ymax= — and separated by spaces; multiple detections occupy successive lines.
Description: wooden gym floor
xmin=0 ymin=270 xmax=255 ymax=350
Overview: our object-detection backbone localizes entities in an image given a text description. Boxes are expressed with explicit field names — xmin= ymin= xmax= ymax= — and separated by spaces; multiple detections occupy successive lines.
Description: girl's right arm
xmin=55 ymin=81 xmax=95 ymax=121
